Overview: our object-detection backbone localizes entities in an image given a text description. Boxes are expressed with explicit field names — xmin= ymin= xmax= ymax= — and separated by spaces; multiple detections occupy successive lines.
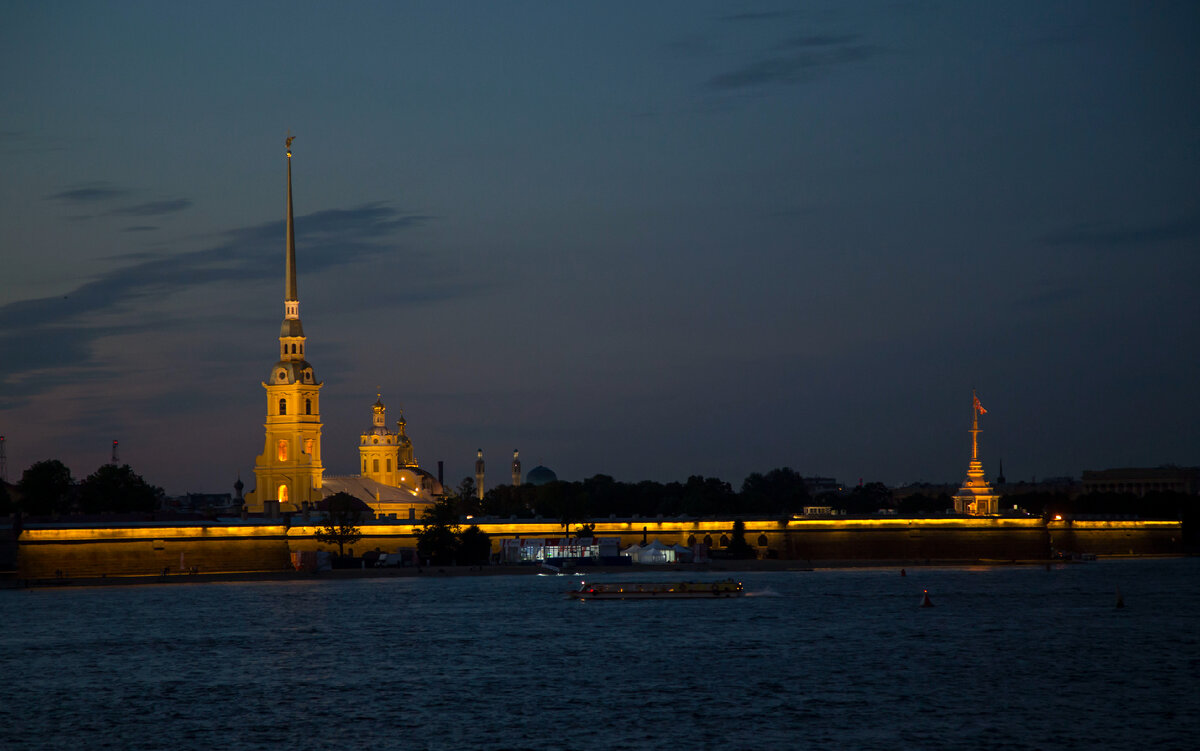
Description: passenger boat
xmin=567 ymin=579 xmax=744 ymax=600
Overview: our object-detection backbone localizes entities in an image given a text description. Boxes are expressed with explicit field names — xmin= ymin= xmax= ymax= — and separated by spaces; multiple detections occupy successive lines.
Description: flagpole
xmin=971 ymin=389 xmax=980 ymax=461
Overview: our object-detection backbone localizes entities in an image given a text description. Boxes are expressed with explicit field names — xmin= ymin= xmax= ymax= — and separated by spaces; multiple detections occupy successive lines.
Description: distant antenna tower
xmin=0 ymin=435 xmax=7 ymax=483
xmin=111 ymin=439 xmax=120 ymax=464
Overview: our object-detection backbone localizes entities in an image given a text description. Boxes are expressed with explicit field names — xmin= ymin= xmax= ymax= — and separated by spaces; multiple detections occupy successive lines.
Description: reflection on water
xmin=2 ymin=559 xmax=1198 ymax=750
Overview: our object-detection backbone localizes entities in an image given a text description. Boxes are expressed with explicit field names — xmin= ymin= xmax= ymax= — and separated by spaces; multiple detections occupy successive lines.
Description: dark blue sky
xmin=2 ymin=2 xmax=1198 ymax=495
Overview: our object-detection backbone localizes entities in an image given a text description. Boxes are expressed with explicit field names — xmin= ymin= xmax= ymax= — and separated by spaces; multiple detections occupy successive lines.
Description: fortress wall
xmin=1047 ymin=521 xmax=1184 ymax=556
xmin=17 ymin=526 xmax=292 ymax=579
xmin=13 ymin=519 xmax=1183 ymax=576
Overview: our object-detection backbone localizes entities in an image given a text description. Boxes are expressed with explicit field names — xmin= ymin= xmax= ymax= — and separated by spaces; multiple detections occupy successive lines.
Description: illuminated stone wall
xmin=13 ymin=517 xmax=1184 ymax=577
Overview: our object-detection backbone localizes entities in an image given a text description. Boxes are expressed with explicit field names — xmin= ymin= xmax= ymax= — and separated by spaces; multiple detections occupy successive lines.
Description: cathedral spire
xmin=284 ymin=134 xmax=299 ymax=319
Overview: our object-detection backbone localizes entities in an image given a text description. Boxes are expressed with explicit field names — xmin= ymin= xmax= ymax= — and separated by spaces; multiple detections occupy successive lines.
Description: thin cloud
xmin=774 ymin=33 xmax=859 ymax=50
xmin=0 ymin=203 xmax=433 ymax=400
xmin=108 ymin=199 xmax=193 ymax=217
xmin=121 ymin=225 xmax=159 ymax=233
xmin=47 ymin=182 xmax=132 ymax=203
xmin=1041 ymin=216 xmax=1200 ymax=248
xmin=706 ymin=43 xmax=878 ymax=89
xmin=719 ymin=11 xmax=790 ymax=23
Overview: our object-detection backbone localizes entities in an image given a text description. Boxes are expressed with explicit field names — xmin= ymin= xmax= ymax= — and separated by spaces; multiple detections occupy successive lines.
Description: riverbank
xmin=5 ymin=555 xmax=1188 ymax=589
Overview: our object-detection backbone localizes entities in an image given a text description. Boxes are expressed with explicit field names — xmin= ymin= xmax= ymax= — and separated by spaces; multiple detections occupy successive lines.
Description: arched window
xmin=291 ymin=343 xmax=297 ymax=354
xmin=304 ymin=439 xmax=313 ymax=455
xmin=719 ymin=535 xmax=729 ymax=547
xmin=687 ymin=534 xmax=696 ymax=546
xmin=757 ymin=534 xmax=769 ymax=547
xmin=305 ymin=399 xmax=312 ymax=415
xmin=278 ymin=484 xmax=288 ymax=503
xmin=372 ymin=459 xmax=379 ymax=472
xmin=279 ymin=398 xmax=287 ymax=415
xmin=703 ymin=535 xmax=713 ymax=547
xmin=277 ymin=440 xmax=288 ymax=461
xmin=300 ymin=344 xmax=304 ymax=354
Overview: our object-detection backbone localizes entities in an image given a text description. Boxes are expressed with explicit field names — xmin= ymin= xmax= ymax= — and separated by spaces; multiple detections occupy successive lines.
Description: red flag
xmin=974 ymin=396 xmax=987 ymax=414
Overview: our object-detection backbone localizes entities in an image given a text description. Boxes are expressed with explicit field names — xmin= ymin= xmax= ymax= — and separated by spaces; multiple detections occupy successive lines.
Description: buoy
xmin=920 ymin=589 xmax=934 ymax=608
xmin=1115 ymin=587 xmax=1124 ymax=609
xmin=900 ymin=568 xmax=906 ymax=577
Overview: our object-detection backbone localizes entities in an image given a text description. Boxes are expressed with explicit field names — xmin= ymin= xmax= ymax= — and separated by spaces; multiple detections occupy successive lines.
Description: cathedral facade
xmin=246 ymin=140 xmax=440 ymax=517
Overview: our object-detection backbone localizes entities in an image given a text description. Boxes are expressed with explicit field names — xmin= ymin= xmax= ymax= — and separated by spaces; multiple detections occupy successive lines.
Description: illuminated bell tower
xmin=251 ymin=136 xmax=324 ymax=512
xmin=511 ymin=449 xmax=521 ymax=487
xmin=952 ymin=390 xmax=1000 ymax=515
xmin=360 ymin=394 xmax=400 ymax=486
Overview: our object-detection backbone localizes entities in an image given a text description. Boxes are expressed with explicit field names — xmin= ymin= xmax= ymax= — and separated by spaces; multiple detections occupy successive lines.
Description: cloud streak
xmin=706 ymin=26 xmax=879 ymax=91
xmin=1041 ymin=216 xmax=1200 ymax=248
xmin=47 ymin=182 xmax=131 ymax=203
xmin=0 ymin=203 xmax=432 ymax=403
xmin=107 ymin=198 xmax=193 ymax=217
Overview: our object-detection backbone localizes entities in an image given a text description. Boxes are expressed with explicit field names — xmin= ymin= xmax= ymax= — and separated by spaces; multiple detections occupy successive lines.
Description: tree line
xmin=450 ymin=467 xmax=817 ymax=523
xmin=0 ymin=459 xmax=164 ymax=516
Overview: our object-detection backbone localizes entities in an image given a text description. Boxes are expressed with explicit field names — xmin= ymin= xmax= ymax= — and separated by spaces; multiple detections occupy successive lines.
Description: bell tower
xmin=250 ymin=136 xmax=324 ymax=512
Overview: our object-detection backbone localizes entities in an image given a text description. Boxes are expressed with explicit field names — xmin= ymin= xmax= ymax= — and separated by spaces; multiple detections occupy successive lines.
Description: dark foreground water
xmin=1 ymin=559 xmax=1197 ymax=750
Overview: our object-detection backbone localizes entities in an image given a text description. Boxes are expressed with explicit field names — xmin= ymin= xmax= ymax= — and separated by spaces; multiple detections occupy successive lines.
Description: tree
xmin=741 ymin=468 xmax=809 ymax=516
xmin=78 ymin=464 xmax=163 ymax=513
xmin=0 ymin=482 xmax=13 ymax=515
xmin=726 ymin=519 xmax=757 ymax=559
xmin=573 ymin=522 xmax=596 ymax=538
xmin=454 ymin=477 xmax=481 ymax=516
xmin=314 ymin=492 xmax=364 ymax=557
xmin=457 ymin=524 xmax=492 ymax=565
xmin=416 ymin=497 xmax=461 ymax=565
xmin=17 ymin=460 xmax=73 ymax=516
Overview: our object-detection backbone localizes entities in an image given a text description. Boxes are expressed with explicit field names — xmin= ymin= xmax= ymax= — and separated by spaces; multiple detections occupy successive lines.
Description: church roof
xmin=322 ymin=475 xmax=432 ymax=504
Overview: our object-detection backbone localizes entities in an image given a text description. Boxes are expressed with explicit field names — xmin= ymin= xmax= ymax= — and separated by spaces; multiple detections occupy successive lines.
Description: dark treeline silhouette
xmin=447 ymin=468 xmax=815 ymax=523
xmin=1 ymin=459 xmax=163 ymax=516
xmin=1010 ymin=490 xmax=1192 ymax=521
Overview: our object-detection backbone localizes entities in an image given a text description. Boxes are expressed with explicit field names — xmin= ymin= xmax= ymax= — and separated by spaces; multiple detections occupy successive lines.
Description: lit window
xmin=278 ymin=485 xmax=288 ymax=503
xmin=304 ymin=439 xmax=313 ymax=454
xmin=278 ymin=440 xmax=288 ymax=461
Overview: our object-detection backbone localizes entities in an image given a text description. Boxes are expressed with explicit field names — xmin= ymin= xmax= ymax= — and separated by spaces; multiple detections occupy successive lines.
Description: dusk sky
xmin=2 ymin=2 xmax=1198 ymax=496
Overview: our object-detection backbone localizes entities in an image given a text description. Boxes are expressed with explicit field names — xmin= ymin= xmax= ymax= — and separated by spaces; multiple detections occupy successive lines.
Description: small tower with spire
xmin=360 ymin=394 xmax=400 ymax=487
xmin=475 ymin=449 xmax=485 ymax=501
xmin=511 ymin=449 xmax=522 ymax=487
xmin=952 ymin=390 xmax=1001 ymax=515
xmin=249 ymin=135 xmax=324 ymax=512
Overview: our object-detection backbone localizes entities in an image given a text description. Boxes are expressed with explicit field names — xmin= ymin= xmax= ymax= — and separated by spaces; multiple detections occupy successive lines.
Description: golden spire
xmin=284 ymin=134 xmax=298 ymax=309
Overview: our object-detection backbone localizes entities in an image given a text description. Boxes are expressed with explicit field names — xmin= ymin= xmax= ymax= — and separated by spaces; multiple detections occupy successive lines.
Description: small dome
xmin=268 ymin=359 xmax=313 ymax=384
xmin=526 ymin=465 xmax=558 ymax=486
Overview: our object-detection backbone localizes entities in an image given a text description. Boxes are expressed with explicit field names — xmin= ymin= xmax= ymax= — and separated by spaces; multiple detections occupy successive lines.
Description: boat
xmin=566 ymin=579 xmax=744 ymax=600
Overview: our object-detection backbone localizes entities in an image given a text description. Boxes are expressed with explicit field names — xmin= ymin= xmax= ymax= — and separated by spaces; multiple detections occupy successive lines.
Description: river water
xmin=1 ymin=558 xmax=1196 ymax=750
